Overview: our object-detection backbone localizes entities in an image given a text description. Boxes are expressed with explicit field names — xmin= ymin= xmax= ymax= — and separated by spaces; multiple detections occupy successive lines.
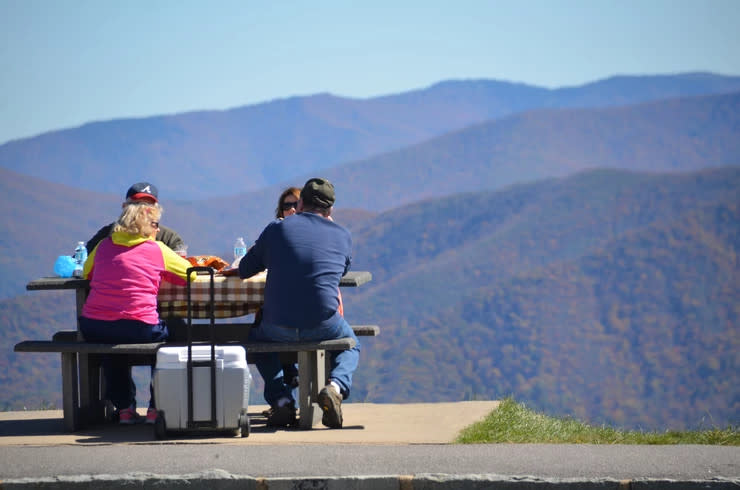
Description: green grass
xmin=455 ymin=398 xmax=740 ymax=445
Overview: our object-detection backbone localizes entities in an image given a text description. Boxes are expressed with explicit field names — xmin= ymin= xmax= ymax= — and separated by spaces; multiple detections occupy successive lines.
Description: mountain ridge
xmin=2 ymin=73 xmax=740 ymax=199
xmin=1 ymin=91 xmax=738 ymax=300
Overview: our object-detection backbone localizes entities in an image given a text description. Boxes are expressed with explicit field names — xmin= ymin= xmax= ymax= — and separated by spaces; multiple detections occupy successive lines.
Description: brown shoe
xmin=317 ymin=386 xmax=343 ymax=428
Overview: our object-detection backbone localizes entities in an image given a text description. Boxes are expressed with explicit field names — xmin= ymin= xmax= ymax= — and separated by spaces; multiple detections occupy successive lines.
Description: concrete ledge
xmin=2 ymin=470 xmax=738 ymax=489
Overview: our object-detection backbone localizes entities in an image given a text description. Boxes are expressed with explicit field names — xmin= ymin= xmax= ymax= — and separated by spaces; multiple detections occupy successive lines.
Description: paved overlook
xmin=0 ymin=403 xmax=738 ymax=489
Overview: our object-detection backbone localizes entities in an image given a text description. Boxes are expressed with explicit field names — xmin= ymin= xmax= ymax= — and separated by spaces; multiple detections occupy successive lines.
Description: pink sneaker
xmin=146 ymin=408 xmax=158 ymax=425
xmin=119 ymin=407 xmax=138 ymax=425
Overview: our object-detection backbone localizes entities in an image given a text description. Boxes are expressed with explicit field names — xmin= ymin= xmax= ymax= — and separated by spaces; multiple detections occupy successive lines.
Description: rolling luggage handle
xmin=186 ymin=266 xmax=218 ymax=429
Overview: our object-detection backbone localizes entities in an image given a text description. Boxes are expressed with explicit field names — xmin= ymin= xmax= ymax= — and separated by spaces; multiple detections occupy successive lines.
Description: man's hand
xmin=219 ymin=267 xmax=240 ymax=277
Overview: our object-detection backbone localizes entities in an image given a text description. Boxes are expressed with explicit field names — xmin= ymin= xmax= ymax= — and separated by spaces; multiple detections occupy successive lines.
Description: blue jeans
xmin=249 ymin=314 xmax=360 ymax=407
xmin=79 ymin=316 xmax=170 ymax=410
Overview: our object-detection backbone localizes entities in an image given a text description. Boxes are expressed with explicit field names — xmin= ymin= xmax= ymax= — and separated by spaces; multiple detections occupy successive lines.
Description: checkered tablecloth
xmin=157 ymin=271 xmax=266 ymax=319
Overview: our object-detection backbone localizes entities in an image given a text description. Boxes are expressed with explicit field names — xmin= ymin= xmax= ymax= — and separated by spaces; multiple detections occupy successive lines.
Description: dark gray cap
xmin=301 ymin=178 xmax=335 ymax=208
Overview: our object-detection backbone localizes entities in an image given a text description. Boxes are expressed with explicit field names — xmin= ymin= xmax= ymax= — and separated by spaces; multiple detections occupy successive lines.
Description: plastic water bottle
xmin=233 ymin=237 xmax=247 ymax=268
xmin=73 ymin=241 xmax=87 ymax=278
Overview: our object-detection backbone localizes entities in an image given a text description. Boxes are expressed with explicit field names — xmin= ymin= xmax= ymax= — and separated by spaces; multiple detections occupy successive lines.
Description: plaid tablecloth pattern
xmin=157 ymin=271 xmax=266 ymax=319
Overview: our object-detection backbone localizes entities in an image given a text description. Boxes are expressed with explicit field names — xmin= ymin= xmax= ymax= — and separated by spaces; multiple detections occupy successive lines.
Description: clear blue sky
xmin=2 ymin=0 xmax=739 ymax=145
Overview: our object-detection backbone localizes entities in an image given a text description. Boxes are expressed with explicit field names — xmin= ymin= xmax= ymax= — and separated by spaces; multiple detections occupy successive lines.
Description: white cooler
xmin=152 ymin=345 xmax=250 ymax=435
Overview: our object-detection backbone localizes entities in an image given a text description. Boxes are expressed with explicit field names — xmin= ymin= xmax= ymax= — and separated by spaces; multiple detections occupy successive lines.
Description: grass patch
xmin=455 ymin=397 xmax=739 ymax=445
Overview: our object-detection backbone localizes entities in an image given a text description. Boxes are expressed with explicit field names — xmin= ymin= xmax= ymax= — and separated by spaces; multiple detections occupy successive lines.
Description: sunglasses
xmin=281 ymin=201 xmax=298 ymax=211
xmin=150 ymin=221 xmax=160 ymax=228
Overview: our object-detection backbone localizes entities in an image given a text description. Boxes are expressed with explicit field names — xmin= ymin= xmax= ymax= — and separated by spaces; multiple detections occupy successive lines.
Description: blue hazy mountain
xmin=1 ymin=73 xmax=739 ymax=199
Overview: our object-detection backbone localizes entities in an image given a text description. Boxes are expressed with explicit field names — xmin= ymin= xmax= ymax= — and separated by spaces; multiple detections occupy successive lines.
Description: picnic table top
xmin=27 ymin=270 xmax=373 ymax=290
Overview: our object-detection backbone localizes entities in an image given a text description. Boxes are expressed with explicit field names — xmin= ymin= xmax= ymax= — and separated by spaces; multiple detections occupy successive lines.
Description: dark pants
xmin=79 ymin=316 xmax=171 ymax=410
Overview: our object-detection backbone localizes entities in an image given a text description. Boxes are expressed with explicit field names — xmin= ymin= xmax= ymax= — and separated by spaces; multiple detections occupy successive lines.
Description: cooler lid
xmin=155 ymin=345 xmax=246 ymax=367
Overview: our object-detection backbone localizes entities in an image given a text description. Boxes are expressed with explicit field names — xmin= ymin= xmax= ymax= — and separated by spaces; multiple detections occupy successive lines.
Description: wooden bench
xmin=14 ymin=325 xmax=379 ymax=431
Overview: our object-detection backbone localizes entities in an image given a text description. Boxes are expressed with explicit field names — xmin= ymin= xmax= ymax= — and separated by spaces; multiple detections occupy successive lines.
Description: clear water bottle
xmin=73 ymin=241 xmax=88 ymax=278
xmin=233 ymin=237 xmax=247 ymax=268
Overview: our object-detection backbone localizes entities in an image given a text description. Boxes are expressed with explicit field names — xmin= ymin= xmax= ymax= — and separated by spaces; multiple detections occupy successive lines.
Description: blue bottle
xmin=73 ymin=241 xmax=88 ymax=278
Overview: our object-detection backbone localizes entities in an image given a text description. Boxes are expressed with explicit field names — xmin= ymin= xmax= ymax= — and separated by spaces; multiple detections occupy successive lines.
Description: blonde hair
xmin=113 ymin=201 xmax=162 ymax=237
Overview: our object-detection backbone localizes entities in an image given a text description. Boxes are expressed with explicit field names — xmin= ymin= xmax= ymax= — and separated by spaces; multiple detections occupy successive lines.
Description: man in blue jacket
xmin=238 ymin=177 xmax=359 ymax=428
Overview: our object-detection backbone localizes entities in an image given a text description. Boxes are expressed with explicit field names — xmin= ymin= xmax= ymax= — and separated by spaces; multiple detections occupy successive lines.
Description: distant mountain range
xmin=1 ymin=72 xmax=739 ymax=199
xmin=0 ymin=74 xmax=737 ymax=430
xmin=1 ymin=86 xmax=738 ymax=299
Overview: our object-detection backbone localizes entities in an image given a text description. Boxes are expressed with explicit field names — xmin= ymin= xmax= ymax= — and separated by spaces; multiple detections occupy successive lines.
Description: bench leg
xmin=86 ymin=356 xmax=107 ymax=425
xmin=60 ymin=351 xmax=80 ymax=432
xmin=77 ymin=354 xmax=97 ymax=425
xmin=297 ymin=350 xmax=325 ymax=429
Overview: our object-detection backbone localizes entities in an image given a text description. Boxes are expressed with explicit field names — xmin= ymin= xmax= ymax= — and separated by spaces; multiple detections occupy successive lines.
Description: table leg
xmin=297 ymin=350 xmax=325 ymax=429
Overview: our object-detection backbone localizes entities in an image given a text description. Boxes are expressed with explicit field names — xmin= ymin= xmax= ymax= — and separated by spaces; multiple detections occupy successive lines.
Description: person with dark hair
xmin=238 ymin=178 xmax=359 ymax=428
xmin=276 ymin=186 xmax=300 ymax=220
xmin=86 ymin=182 xmax=185 ymax=253
xmin=273 ymin=187 xmax=302 ymax=390
xmin=80 ymin=201 xmax=194 ymax=425
xmin=256 ymin=186 xmax=303 ymax=421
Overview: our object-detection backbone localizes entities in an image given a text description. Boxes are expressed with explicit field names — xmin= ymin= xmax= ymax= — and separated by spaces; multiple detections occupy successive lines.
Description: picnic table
xmin=17 ymin=270 xmax=377 ymax=431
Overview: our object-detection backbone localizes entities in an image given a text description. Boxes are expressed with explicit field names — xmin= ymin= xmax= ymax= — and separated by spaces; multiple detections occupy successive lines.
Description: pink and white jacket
xmin=82 ymin=231 xmax=193 ymax=325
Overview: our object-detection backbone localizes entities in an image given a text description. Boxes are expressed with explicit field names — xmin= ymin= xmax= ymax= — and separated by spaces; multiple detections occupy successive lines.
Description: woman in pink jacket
xmin=80 ymin=201 xmax=193 ymax=425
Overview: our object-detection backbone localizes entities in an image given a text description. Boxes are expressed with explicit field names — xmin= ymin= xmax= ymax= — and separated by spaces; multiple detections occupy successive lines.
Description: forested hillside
xmin=4 ymin=168 xmax=737 ymax=430
xmin=344 ymin=167 xmax=739 ymax=430
xmin=0 ymin=291 xmax=76 ymax=410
